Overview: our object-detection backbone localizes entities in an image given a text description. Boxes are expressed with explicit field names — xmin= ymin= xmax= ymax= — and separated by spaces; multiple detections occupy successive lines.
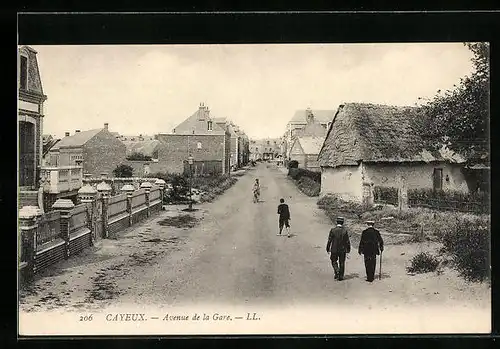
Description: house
xmin=249 ymin=138 xmax=281 ymax=161
xmin=156 ymin=103 xmax=231 ymax=175
xmin=122 ymin=139 xmax=162 ymax=176
xmin=289 ymin=136 xmax=325 ymax=172
xmin=317 ymin=103 xmax=468 ymax=203
xmin=48 ymin=123 xmax=127 ymax=177
xmin=282 ymin=108 xmax=334 ymax=160
xmin=42 ymin=135 xmax=60 ymax=166
xmin=18 ymin=45 xmax=47 ymax=190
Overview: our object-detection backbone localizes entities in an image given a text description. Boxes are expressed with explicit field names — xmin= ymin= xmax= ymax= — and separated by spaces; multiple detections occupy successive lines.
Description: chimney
xmin=65 ymin=132 xmax=70 ymax=137
xmin=75 ymin=130 xmax=81 ymax=133
xmin=104 ymin=123 xmax=109 ymax=131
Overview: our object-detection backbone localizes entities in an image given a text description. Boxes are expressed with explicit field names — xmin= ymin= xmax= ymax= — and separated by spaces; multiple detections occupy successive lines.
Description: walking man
xmin=326 ymin=217 xmax=351 ymax=281
xmin=358 ymin=220 xmax=384 ymax=282
xmin=277 ymin=198 xmax=291 ymax=237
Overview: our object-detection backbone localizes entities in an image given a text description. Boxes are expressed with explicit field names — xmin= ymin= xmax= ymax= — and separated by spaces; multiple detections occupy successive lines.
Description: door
xmin=433 ymin=168 xmax=443 ymax=191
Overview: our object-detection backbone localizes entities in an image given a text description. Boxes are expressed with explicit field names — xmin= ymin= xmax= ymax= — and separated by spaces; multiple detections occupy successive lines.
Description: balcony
xmin=40 ymin=166 xmax=83 ymax=194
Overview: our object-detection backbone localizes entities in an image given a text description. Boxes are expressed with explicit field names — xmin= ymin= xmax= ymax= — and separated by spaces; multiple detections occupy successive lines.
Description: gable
xmin=18 ymin=46 xmax=44 ymax=96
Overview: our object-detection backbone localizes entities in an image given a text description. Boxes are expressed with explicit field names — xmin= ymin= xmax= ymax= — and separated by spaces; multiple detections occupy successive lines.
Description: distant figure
xmin=326 ymin=217 xmax=351 ymax=281
xmin=358 ymin=220 xmax=384 ymax=282
xmin=277 ymin=198 xmax=291 ymax=237
xmin=252 ymin=179 xmax=260 ymax=203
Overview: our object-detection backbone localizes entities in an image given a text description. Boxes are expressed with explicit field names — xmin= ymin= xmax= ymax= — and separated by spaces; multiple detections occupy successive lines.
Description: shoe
xmin=277 ymin=233 xmax=281 ymax=236
xmin=338 ymin=277 xmax=343 ymax=281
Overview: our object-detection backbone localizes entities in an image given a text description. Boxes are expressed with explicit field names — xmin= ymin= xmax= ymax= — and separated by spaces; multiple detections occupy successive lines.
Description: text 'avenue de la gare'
xmin=105 ymin=312 xmax=261 ymax=322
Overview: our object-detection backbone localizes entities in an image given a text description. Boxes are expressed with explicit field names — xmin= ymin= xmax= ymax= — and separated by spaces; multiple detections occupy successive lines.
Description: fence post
xmin=51 ymin=199 xmax=75 ymax=259
xmin=78 ymin=184 xmax=98 ymax=245
xmin=121 ymin=184 xmax=135 ymax=227
xmin=97 ymin=180 xmax=112 ymax=239
xmin=155 ymin=179 xmax=166 ymax=210
xmin=18 ymin=206 xmax=43 ymax=283
xmin=140 ymin=181 xmax=153 ymax=217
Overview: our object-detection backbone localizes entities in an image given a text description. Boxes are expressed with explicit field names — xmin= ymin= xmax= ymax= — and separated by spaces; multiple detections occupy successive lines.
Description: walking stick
xmin=379 ymin=251 xmax=383 ymax=280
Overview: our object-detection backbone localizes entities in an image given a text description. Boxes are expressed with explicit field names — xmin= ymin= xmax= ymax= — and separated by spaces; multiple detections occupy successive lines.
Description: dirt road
xmin=19 ymin=163 xmax=490 ymax=333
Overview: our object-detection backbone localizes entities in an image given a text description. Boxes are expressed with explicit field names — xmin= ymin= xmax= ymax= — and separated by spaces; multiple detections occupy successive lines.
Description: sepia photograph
xmin=17 ymin=42 xmax=491 ymax=335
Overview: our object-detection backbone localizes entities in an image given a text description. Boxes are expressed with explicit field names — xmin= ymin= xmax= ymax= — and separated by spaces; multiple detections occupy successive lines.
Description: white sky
xmin=32 ymin=43 xmax=474 ymax=139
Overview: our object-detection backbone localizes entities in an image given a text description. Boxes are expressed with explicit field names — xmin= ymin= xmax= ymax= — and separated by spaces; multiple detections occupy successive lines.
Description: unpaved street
xmin=19 ymin=163 xmax=490 ymax=317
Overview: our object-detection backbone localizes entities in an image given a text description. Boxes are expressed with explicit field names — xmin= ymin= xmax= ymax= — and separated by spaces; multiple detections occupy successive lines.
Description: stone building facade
xmin=18 ymin=45 xmax=47 ymax=189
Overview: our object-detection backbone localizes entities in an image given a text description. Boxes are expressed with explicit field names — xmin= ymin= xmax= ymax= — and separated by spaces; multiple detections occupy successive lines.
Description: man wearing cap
xmin=326 ymin=217 xmax=351 ymax=281
xmin=358 ymin=220 xmax=384 ymax=282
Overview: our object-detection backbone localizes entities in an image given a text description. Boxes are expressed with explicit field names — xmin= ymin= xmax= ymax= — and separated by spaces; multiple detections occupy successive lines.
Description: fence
xmin=371 ymin=185 xmax=490 ymax=214
xmin=18 ymin=181 xmax=166 ymax=285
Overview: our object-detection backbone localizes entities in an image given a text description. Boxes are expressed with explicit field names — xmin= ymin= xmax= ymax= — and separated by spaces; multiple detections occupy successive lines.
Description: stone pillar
xmin=78 ymin=184 xmax=98 ymax=244
xmin=121 ymin=184 xmax=135 ymax=227
xmin=140 ymin=181 xmax=153 ymax=217
xmin=97 ymin=180 xmax=112 ymax=238
xmin=18 ymin=206 xmax=43 ymax=282
xmin=51 ymin=199 xmax=75 ymax=259
xmin=155 ymin=179 xmax=166 ymax=210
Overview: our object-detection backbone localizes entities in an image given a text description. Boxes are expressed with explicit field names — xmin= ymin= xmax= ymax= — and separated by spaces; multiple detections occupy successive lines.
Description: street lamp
xmin=188 ymin=154 xmax=194 ymax=210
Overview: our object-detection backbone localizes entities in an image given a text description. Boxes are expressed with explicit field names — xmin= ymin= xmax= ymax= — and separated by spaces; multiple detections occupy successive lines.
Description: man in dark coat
xmin=358 ymin=220 xmax=384 ymax=282
xmin=326 ymin=217 xmax=351 ymax=281
xmin=277 ymin=198 xmax=291 ymax=237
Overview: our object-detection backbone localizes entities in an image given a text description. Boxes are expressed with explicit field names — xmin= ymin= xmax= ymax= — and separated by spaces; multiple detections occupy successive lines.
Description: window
xmin=20 ymin=55 xmax=28 ymax=90
xmin=207 ymin=121 xmax=213 ymax=131
xmin=433 ymin=168 xmax=443 ymax=191
xmin=267 ymin=141 xmax=270 ymax=145
xmin=197 ymin=142 xmax=202 ymax=149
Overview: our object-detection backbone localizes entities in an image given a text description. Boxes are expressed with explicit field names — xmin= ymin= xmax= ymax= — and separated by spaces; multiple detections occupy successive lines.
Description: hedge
xmin=288 ymin=167 xmax=321 ymax=183
xmin=408 ymin=188 xmax=490 ymax=214
xmin=296 ymin=177 xmax=321 ymax=197
xmin=373 ymin=186 xmax=399 ymax=206
xmin=440 ymin=217 xmax=490 ymax=281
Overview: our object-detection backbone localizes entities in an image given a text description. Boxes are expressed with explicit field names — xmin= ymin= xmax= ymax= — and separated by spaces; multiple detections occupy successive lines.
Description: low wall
xmin=19 ymin=184 xmax=165 ymax=284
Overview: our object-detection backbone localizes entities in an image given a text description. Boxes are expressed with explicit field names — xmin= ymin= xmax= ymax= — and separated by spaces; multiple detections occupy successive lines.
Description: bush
xmin=288 ymin=160 xmax=299 ymax=169
xmin=126 ymin=152 xmax=152 ymax=161
xmin=297 ymin=177 xmax=321 ymax=197
xmin=288 ymin=167 xmax=321 ymax=183
xmin=373 ymin=186 xmax=399 ymax=206
xmin=407 ymin=252 xmax=440 ymax=274
xmin=408 ymin=188 xmax=490 ymax=214
xmin=441 ymin=218 xmax=490 ymax=281
xmin=113 ymin=164 xmax=133 ymax=178
xmin=317 ymin=194 xmax=376 ymax=219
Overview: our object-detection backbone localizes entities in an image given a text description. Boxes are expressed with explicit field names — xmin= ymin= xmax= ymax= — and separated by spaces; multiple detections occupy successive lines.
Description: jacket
xmin=277 ymin=203 xmax=290 ymax=220
xmin=326 ymin=226 xmax=351 ymax=254
xmin=358 ymin=227 xmax=384 ymax=256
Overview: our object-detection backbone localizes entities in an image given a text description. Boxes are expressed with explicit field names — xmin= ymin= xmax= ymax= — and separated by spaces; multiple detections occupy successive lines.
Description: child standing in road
xmin=277 ymin=198 xmax=291 ymax=237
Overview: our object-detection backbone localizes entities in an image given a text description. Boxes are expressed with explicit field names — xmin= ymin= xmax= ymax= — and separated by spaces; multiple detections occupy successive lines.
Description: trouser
xmin=364 ymin=254 xmax=377 ymax=281
xmin=279 ymin=218 xmax=290 ymax=233
xmin=330 ymin=252 xmax=347 ymax=279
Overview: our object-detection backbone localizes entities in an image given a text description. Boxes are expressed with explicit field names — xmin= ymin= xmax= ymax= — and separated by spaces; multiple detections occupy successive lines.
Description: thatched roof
xmin=318 ymin=103 xmax=465 ymax=167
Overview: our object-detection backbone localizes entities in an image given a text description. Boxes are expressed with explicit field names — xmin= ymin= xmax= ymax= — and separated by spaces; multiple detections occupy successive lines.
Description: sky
xmin=32 ymin=43 xmax=474 ymax=140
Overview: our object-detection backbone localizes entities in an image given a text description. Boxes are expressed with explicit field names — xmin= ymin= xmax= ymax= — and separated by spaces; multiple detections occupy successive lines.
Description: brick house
xmin=18 ymin=45 xmax=47 ymax=190
xmin=122 ymin=138 xmax=162 ymax=176
xmin=317 ymin=103 xmax=468 ymax=203
xmin=48 ymin=123 xmax=127 ymax=177
xmin=156 ymin=103 xmax=231 ymax=175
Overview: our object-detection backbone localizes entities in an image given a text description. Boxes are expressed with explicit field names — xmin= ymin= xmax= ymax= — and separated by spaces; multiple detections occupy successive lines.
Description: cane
xmin=379 ymin=251 xmax=383 ymax=280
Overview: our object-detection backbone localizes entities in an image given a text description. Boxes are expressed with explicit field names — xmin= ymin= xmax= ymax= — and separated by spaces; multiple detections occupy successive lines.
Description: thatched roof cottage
xmin=317 ymin=103 xmax=468 ymax=203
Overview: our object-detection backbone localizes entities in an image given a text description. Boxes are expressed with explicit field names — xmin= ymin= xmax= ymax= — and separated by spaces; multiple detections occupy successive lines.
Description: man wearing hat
xmin=358 ymin=219 xmax=384 ymax=282
xmin=326 ymin=217 xmax=351 ymax=281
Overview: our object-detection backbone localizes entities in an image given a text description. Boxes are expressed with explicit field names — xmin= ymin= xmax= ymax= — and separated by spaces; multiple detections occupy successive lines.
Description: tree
xmin=420 ymin=42 xmax=489 ymax=164
xmin=113 ymin=164 xmax=133 ymax=178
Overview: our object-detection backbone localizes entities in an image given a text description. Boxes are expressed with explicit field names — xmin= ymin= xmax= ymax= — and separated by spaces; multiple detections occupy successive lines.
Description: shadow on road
xmin=342 ymin=273 xmax=360 ymax=280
